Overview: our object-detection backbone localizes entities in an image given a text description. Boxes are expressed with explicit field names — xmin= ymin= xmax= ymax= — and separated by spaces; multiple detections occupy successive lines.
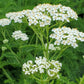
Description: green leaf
xmin=79 ymin=75 xmax=84 ymax=84
xmin=50 ymin=80 xmax=54 ymax=84
xmin=20 ymin=44 xmax=42 ymax=52
xmin=1 ymin=52 xmax=20 ymax=66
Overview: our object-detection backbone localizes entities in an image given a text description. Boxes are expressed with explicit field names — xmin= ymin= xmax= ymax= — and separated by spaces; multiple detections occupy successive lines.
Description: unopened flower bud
xmin=83 ymin=55 xmax=84 ymax=59
xmin=56 ymin=47 xmax=61 ymax=50
xmin=3 ymin=39 xmax=9 ymax=44
xmin=2 ymin=46 xmax=7 ymax=51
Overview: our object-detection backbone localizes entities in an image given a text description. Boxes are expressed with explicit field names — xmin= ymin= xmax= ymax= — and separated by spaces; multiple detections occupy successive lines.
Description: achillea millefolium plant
xmin=0 ymin=3 xmax=84 ymax=84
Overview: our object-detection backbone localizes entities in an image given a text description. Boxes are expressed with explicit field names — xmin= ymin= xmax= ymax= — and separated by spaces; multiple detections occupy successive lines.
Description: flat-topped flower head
xmin=12 ymin=30 xmax=29 ymax=41
xmin=32 ymin=4 xmax=78 ymax=22
xmin=50 ymin=26 xmax=84 ymax=48
xmin=0 ymin=18 xmax=11 ymax=27
xmin=27 ymin=11 xmax=51 ymax=27
xmin=6 ymin=10 xmax=31 ymax=23
xmin=6 ymin=11 xmax=25 ymax=23
xmin=22 ymin=56 xmax=62 ymax=78
xmin=5 ymin=4 xmax=78 ymax=27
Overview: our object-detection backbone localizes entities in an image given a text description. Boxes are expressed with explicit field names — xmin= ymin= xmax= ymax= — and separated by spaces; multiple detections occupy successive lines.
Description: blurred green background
xmin=0 ymin=0 xmax=84 ymax=84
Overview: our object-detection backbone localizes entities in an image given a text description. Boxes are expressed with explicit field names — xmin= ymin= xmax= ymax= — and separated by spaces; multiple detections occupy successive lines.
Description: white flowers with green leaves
xmin=12 ymin=30 xmax=29 ymax=41
xmin=23 ymin=56 xmax=62 ymax=78
xmin=32 ymin=4 xmax=78 ymax=22
xmin=0 ymin=3 xmax=84 ymax=84
xmin=4 ymin=4 xmax=78 ymax=27
xmin=0 ymin=18 xmax=11 ymax=27
xmin=50 ymin=26 xmax=84 ymax=48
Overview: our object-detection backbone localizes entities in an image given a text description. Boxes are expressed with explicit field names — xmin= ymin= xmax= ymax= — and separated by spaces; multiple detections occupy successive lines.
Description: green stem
xmin=18 ymin=23 xmax=22 ymax=30
xmin=49 ymin=38 xmax=54 ymax=44
xmin=32 ymin=75 xmax=41 ymax=82
xmin=34 ymin=36 xmax=38 ymax=57
xmin=2 ymin=67 xmax=14 ymax=84
xmin=6 ymin=45 xmax=20 ymax=64
xmin=1 ymin=28 xmax=6 ymax=39
xmin=32 ymin=75 xmax=49 ymax=84
xmin=49 ymin=23 xmax=58 ymax=29
xmin=49 ymin=21 xmax=66 ymax=29
xmin=40 ymin=78 xmax=49 ymax=84
xmin=40 ymin=34 xmax=46 ymax=57
xmin=0 ymin=51 xmax=4 ymax=60
xmin=46 ymin=26 xmax=49 ymax=59
xmin=30 ymin=26 xmax=46 ymax=57
xmin=43 ymin=28 xmax=47 ymax=39
xmin=19 ymin=44 xmax=38 ymax=48
xmin=50 ymin=50 xmax=59 ymax=60
xmin=40 ymin=80 xmax=49 ymax=84
xmin=55 ymin=46 xmax=69 ymax=60
xmin=30 ymin=26 xmax=41 ymax=41
xmin=29 ymin=33 xmax=35 ymax=44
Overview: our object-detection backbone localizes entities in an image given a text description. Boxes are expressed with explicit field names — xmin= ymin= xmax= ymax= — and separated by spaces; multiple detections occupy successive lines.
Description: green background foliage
xmin=0 ymin=0 xmax=84 ymax=84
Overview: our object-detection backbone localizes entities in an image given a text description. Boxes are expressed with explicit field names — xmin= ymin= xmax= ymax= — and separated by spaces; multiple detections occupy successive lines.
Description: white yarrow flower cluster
xmin=5 ymin=4 xmax=78 ymax=27
xmin=6 ymin=11 xmax=24 ymax=23
xmin=6 ymin=10 xmax=31 ymax=23
xmin=22 ymin=56 xmax=62 ymax=78
xmin=12 ymin=30 xmax=29 ymax=41
xmin=50 ymin=26 xmax=84 ymax=48
xmin=0 ymin=18 xmax=11 ymax=27
xmin=33 ymin=4 xmax=78 ymax=22
xmin=27 ymin=12 xmax=51 ymax=27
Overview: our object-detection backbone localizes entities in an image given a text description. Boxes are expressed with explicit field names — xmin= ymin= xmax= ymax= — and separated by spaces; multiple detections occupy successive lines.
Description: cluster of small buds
xmin=83 ymin=55 xmax=84 ymax=59
xmin=22 ymin=56 xmax=62 ymax=78
xmin=3 ymin=39 xmax=9 ymax=44
xmin=0 ymin=18 xmax=11 ymax=27
xmin=12 ymin=30 xmax=29 ymax=41
xmin=32 ymin=4 xmax=78 ymax=22
xmin=2 ymin=46 xmax=7 ymax=51
xmin=45 ymin=43 xmax=61 ymax=51
xmin=50 ymin=26 xmax=84 ymax=48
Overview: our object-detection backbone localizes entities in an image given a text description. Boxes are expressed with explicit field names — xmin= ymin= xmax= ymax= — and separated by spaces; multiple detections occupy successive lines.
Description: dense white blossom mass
xmin=33 ymin=4 xmax=78 ymax=22
xmin=0 ymin=18 xmax=11 ymax=27
xmin=22 ymin=56 xmax=62 ymax=78
xmin=6 ymin=10 xmax=31 ymax=23
xmin=12 ymin=30 xmax=29 ymax=41
xmin=5 ymin=4 xmax=78 ymax=27
xmin=50 ymin=26 xmax=84 ymax=48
